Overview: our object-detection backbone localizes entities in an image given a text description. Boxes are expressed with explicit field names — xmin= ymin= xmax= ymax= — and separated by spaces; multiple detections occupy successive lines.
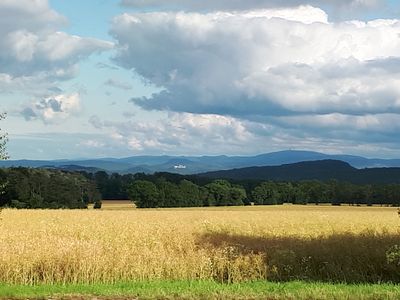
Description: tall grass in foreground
xmin=0 ymin=206 xmax=399 ymax=285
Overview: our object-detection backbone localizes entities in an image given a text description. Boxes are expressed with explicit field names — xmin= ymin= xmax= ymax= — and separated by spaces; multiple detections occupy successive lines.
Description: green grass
xmin=1 ymin=280 xmax=400 ymax=299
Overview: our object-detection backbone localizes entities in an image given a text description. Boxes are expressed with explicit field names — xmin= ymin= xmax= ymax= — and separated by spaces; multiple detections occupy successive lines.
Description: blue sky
xmin=1 ymin=0 xmax=400 ymax=159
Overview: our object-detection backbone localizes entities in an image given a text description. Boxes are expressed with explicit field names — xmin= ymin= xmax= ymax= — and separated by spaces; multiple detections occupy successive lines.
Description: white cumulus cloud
xmin=109 ymin=5 xmax=400 ymax=155
xmin=111 ymin=7 xmax=400 ymax=118
xmin=89 ymin=112 xmax=252 ymax=154
xmin=21 ymin=93 xmax=81 ymax=124
xmin=0 ymin=0 xmax=113 ymax=94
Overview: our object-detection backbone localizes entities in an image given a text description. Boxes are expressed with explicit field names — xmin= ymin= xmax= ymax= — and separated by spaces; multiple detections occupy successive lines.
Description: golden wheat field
xmin=0 ymin=205 xmax=399 ymax=285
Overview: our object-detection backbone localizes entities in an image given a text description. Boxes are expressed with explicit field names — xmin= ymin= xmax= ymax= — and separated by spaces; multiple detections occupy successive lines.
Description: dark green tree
xmin=179 ymin=179 xmax=202 ymax=207
xmin=0 ymin=168 xmax=93 ymax=209
xmin=229 ymin=186 xmax=246 ymax=206
xmin=252 ymin=182 xmax=280 ymax=205
xmin=205 ymin=180 xmax=245 ymax=206
xmin=93 ymin=200 xmax=102 ymax=209
xmin=205 ymin=180 xmax=231 ymax=206
xmin=156 ymin=178 xmax=180 ymax=207
xmin=128 ymin=180 xmax=159 ymax=208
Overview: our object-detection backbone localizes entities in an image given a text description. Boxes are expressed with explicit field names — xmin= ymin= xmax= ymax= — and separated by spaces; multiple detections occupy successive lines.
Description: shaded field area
xmin=2 ymin=280 xmax=400 ymax=300
xmin=198 ymin=231 xmax=400 ymax=283
xmin=0 ymin=206 xmax=399 ymax=286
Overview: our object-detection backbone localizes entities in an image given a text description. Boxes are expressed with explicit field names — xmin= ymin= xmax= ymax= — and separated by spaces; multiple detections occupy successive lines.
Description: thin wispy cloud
xmin=120 ymin=0 xmax=384 ymax=12
xmin=104 ymin=78 xmax=133 ymax=90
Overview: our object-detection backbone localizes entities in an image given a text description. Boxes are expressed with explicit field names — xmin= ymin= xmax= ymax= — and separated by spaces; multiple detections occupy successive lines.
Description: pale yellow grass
xmin=0 ymin=205 xmax=399 ymax=285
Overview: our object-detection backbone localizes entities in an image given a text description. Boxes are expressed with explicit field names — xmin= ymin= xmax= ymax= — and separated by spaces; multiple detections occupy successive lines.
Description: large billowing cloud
xmin=109 ymin=5 xmax=400 ymax=155
xmin=0 ymin=0 xmax=112 ymax=94
xmin=111 ymin=7 xmax=400 ymax=118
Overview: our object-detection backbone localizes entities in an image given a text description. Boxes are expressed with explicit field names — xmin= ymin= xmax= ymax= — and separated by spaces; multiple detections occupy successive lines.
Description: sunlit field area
xmin=0 ymin=205 xmax=399 ymax=287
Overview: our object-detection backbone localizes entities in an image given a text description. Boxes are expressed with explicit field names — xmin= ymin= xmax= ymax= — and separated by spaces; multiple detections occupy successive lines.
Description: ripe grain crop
xmin=0 ymin=205 xmax=399 ymax=285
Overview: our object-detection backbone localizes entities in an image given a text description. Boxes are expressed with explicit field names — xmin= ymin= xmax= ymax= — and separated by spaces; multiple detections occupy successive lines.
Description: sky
xmin=1 ymin=0 xmax=400 ymax=160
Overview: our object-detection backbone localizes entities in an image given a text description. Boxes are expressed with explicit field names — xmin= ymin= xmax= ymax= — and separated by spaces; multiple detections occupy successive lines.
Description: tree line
xmin=249 ymin=180 xmax=400 ymax=206
xmin=85 ymin=171 xmax=400 ymax=208
xmin=127 ymin=177 xmax=400 ymax=208
xmin=0 ymin=169 xmax=399 ymax=209
xmin=0 ymin=168 xmax=101 ymax=209
xmin=129 ymin=178 xmax=246 ymax=208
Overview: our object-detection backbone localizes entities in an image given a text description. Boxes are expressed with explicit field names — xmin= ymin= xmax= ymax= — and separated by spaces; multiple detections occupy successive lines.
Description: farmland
xmin=0 ymin=205 xmax=399 ymax=289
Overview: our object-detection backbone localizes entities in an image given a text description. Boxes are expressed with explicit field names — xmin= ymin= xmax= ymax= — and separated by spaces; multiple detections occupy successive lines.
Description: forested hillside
xmin=200 ymin=160 xmax=400 ymax=184
xmin=3 ymin=150 xmax=400 ymax=174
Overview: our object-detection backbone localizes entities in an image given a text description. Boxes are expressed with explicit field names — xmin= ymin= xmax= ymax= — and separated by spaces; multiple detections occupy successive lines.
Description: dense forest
xmin=87 ymin=171 xmax=400 ymax=208
xmin=0 ymin=168 xmax=101 ymax=209
xmin=201 ymin=160 xmax=400 ymax=184
xmin=1 ymin=168 xmax=400 ymax=209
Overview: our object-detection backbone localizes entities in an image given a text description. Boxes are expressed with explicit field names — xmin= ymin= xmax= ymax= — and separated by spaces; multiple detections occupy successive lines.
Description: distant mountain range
xmin=1 ymin=150 xmax=400 ymax=175
xmin=199 ymin=159 xmax=400 ymax=184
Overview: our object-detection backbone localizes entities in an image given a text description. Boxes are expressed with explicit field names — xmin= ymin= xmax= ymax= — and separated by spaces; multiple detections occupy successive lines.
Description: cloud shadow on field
xmin=196 ymin=231 xmax=400 ymax=283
